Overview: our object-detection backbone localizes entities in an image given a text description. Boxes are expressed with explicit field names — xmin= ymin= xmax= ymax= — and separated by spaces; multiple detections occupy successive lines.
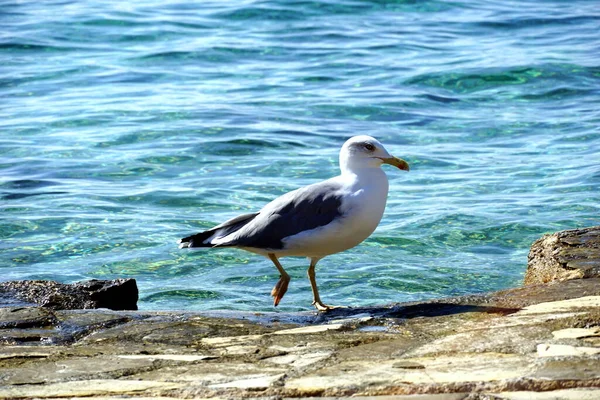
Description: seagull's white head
xmin=339 ymin=135 xmax=410 ymax=175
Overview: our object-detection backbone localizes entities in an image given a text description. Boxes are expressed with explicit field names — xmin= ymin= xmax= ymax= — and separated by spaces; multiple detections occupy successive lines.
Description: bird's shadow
xmin=211 ymin=299 xmax=521 ymax=327
xmin=309 ymin=301 xmax=519 ymax=325
xmin=315 ymin=302 xmax=519 ymax=323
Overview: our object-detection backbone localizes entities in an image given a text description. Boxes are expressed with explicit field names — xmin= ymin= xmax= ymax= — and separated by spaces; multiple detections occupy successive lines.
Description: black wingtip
xmin=178 ymin=234 xmax=194 ymax=248
xmin=178 ymin=232 xmax=214 ymax=248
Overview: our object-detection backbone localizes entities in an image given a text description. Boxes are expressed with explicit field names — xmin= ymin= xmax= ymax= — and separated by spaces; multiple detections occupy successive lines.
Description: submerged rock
xmin=526 ymin=226 xmax=600 ymax=285
xmin=0 ymin=279 xmax=138 ymax=311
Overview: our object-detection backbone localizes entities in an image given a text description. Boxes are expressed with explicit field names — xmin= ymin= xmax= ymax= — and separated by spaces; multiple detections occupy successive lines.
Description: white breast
xmin=278 ymin=168 xmax=390 ymax=258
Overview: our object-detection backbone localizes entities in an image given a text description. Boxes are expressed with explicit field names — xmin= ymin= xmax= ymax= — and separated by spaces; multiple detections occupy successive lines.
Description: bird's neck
xmin=341 ymin=165 xmax=389 ymax=192
xmin=339 ymin=155 xmax=383 ymax=176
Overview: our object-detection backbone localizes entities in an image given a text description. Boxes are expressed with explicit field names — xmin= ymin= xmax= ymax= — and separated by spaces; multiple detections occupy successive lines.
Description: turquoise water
xmin=1 ymin=0 xmax=598 ymax=311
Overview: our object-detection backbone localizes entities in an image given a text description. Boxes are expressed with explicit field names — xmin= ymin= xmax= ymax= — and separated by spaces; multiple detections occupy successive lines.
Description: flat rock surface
xmin=1 ymin=278 xmax=600 ymax=399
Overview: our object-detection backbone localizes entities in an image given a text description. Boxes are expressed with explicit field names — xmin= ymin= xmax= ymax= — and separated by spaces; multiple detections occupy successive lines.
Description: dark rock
xmin=525 ymin=226 xmax=600 ymax=285
xmin=0 ymin=279 xmax=138 ymax=311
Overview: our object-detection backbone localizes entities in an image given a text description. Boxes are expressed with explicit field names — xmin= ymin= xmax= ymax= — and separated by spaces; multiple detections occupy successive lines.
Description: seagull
xmin=179 ymin=135 xmax=409 ymax=311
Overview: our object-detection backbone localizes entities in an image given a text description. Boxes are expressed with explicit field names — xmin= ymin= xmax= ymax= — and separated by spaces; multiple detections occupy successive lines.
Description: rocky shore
xmin=1 ymin=226 xmax=599 ymax=399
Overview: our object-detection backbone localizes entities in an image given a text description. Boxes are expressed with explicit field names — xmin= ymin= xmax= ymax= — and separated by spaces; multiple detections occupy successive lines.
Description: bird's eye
xmin=364 ymin=143 xmax=375 ymax=151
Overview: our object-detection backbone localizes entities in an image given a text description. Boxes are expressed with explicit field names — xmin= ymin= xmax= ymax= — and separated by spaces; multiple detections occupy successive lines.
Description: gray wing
xmin=218 ymin=180 xmax=344 ymax=250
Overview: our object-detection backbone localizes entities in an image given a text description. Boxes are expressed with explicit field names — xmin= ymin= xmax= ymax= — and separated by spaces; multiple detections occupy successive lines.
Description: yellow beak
xmin=381 ymin=156 xmax=410 ymax=171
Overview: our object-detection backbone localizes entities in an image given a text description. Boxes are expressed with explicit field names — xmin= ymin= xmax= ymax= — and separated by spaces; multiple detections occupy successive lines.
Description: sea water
xmin=1 ymin=0 xmax=598 ymax=311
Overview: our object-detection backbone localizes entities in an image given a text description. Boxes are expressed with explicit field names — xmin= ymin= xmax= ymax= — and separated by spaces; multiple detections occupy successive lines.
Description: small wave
xmin=0 ymin=179 xmax=66 ymax=201
xmin=406 ymin=64 xmax=599 ymax=94
xmin=198 ymin=138 xmax=286 ymax=157
xmin=1 ymin=179 xmax=58 ymax=190
xmin=517 ymin=87 xmax=594 ymax=101
xmin=2 ymin=191 xmax=66 ymax=200
xmin=142 ymin=289 xmax=222 ymax=301
xmin=80 ymin=18 xmax=149 ymax=28
xmin=135 ymin=47 xmax=267 ymax=64
xmin=474 ymin=15 xmax=600 ymax=30
xmin=419 ymin=93 xmax=460 ymax=103
xmin=211 ymin=6 xmax=311 ymax=21
xmin=298 ymin=75 xmax=339 ymax=83
xmin=0 ymin=42 xmax=73 ymax=52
